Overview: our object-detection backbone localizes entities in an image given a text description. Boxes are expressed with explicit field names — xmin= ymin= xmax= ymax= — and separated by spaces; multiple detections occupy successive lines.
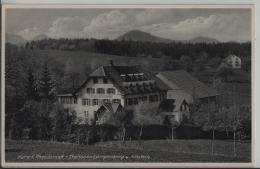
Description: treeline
xmin=25 ymin=38 xmax=251 ymax=60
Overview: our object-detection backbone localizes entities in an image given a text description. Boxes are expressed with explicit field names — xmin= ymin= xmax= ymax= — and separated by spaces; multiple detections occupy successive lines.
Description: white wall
xmin=60 ymin=77 xmax=124 ymax=124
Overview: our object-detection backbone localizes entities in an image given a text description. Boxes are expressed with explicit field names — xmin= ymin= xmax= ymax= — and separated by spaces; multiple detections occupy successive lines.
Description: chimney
xmin=109 ymin=59 xmax=114 ymax=66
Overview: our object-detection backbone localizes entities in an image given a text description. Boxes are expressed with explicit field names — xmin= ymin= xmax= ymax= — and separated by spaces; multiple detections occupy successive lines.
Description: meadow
xmin=5 ymin=139 xmax=251 ymax=162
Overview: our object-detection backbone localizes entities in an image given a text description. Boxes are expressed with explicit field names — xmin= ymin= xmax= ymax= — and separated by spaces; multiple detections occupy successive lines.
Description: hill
xmin=11 ymin=48 xmax=173 ymax=87
xmin=6 ymin=33 xmax=27 ymax=45
xmin=32 ymin=34 xmax=49 ymax=41
xmin=117 ymin=30 xmax=172 ymax=43
xmin=189 ymin=36 xmax=219 ymax=44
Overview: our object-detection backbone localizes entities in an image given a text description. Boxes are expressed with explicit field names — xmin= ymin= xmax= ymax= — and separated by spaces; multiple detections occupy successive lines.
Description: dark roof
xmin=154 ymin=77 xmax=171 ymax=90
xmin=157 ymin=70 xmax=217 ymax=98
xmin=73 ymin=65 xmax=166 ymax=95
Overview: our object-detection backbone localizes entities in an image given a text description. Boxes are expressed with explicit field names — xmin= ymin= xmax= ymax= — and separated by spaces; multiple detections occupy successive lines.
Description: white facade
xmin=58 ymin=77 xmax=124 ymax=124
xmin=225 ymin=54 xmax=242 ymax=69
xmin=57 ymin=66 xmax=166 ymax=124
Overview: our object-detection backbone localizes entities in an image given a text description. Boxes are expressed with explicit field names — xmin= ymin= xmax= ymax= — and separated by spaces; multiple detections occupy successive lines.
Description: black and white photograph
xmin=1 ymin=4 xmax=254 ymax=167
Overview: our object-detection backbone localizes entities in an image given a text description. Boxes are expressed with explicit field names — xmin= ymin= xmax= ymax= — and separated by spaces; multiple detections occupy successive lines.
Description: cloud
xmin=140 ymin=13 xmax=251 ymax=42
xmin=16 ymin=9 xmax=251 ymax=42
xmin=82 ymin=10 xmax=132 ymax=39
xmin=48 ymin=16 xmax=88 ymax=38
xmin=17 ymin=27 xmax=42 ymax=40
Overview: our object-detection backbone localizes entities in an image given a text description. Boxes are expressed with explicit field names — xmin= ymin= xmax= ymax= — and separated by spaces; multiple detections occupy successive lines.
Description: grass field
xmin=5 ymin=139 xmax=251 ymax=162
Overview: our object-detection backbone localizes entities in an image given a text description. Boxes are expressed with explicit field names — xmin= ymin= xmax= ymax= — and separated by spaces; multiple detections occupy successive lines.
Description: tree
xmin=132 ymin=102 xmax=163 ymax=140
xmin=179 ymin=55 xmax=193 ymax=72
xmin=52 ymin=104 xmax=77 ymax=141
xmin=217 ymin=67 xmax=234 ymax=82
xmin=20 ymin=100 xmax=42 ymax=139
xmin=25 ymin=68 xmax=40 ymax=101
xmin=40 ymin=62 xmax=56 ymax=102
xmin=163 ymin=116 xmax=179 ymax=140
xmin=209 ymin=57 xmax=222 ymax=68
xmin=37 ymin=62 xmax=57 ymax=140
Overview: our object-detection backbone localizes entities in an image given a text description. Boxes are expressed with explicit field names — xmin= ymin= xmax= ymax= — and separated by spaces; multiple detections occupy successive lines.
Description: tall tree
xmin=40 ymin=62 xmax=55 ymax=102
xmin=38 ymin=62 xmax=56 ymax=139
xmin=25 ymin=68 xmax=40 ymax=101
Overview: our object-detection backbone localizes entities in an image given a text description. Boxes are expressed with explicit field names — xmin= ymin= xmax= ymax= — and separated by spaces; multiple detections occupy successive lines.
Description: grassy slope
xmin=26 ymin=49 xmax=171 ymax=72
xmin=5 ymin=139 xmax=251 ymax=162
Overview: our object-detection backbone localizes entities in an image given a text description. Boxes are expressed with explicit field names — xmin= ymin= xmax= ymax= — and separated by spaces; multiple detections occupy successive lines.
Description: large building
xmin=156 ymin=70 xmax=217 ymax=123
xmin=57 ymin=61 xmax=167 ymax=124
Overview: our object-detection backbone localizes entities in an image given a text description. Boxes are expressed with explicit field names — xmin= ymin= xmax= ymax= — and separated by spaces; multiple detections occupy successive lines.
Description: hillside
xmin=17 ymin=49 xmax=173 ymax=85
xmin=6 ymin=33 xmax=27 ymax=45
xmin=32 ymin=34 xmax=49 ymax=41
xmin=189 ymin=36 xmax=219 ymax=44
xmin=117 ymin=30 xmax=172 ymax=43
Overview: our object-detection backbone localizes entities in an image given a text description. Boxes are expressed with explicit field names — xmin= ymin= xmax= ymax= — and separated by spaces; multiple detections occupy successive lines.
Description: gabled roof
xmin=157 ymin=70 xmax=217 ymax=98
xmin=102 ymin=102 xmax=121 ymax=114
xmin=89 ymin=66 xmax=106 ymax=77
xmin=73 ymin=65 xmax=166 ymax=95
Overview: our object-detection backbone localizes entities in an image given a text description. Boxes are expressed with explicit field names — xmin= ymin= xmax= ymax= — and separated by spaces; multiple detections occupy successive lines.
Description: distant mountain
xmin=117 ymin=30 xmax=219 ymax=44
xmin=117 ymin=30 xmax=172 ymax=43
xmin=6 ymin=33 xmax=27 ymax=45
xmin=33 ymin=34 xmax=49 ymax=41
xmin=188 ymin=36 xmax=219 ymax=44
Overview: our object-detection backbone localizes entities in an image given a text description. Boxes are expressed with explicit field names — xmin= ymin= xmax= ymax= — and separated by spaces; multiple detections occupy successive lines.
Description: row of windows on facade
xmin=82 ymin=98 xmax=121 ymax=106
xmin=228 ymin=60 xmax=240 ymax=67
xmin=59 ymin=97 xmax=77 ymax=104
xmin=125 ymin=94 xmax=165 ymax=106
xmin=59 ymin=97 xmax=120 ymax=105
xmin=86 ymin=88 xmax=116 ymax=94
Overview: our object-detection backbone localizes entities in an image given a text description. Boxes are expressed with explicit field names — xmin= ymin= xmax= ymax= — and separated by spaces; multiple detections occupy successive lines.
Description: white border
xmin=1 ymin=2 xmax=258 ymax=168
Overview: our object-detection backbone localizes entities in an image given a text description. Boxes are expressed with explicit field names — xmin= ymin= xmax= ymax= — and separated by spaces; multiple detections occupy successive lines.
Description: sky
xmin=5 ymin=8 xmax=252 ymax=42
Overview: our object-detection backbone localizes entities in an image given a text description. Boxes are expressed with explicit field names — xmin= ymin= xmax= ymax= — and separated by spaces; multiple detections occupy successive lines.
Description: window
xmin=127 ymin=98 xmax=133 ymax=105
xmin=97 ymin=88 xmax=105 ymax=94
xmin=60 ymin=97 xmax=73 ymax=104
xmin=103 ymin=78 xmax=108 ymax=84
xmin=133 ymin=98 xmax=138 ymax=105
xmin=84 ymin=111 xmax=89 ymax=123
xmin=87 ymin=99 xmax=91 ymax=105
xmin=74 ymin=98 xmax=78 ymax=104
xmin=149 ymin=95 xmax=154 ymax=102
xmin=154 ymin=95 xmax=159 ymax=102
xmin=138 ymin=75 xmax=144 ymax=81
xmin=93 ymin=77 xmax=98 ymax=83
xmin=86 ymin=88 xmax=95 ymax=94
xmin=107 ymin=88 xmax=116 ymax=94
xmin=235 ymin=60 xmax=240 ymax=67
xmin=93 ymin=99 xmax=99 ymax=105
xmin=140 ymin=96 xmax=147 ymax=102
xmin=82 ymin=99 xmax=87 ymax=105
xmin=113 ymin=99 xmax=121 ymax=103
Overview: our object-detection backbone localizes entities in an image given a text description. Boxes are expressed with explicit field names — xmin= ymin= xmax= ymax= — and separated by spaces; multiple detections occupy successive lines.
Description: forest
xmin=25 ymin=38 xmax=251 ymax=60
xmin=5 ymin=39 xmax=252 ymax=145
